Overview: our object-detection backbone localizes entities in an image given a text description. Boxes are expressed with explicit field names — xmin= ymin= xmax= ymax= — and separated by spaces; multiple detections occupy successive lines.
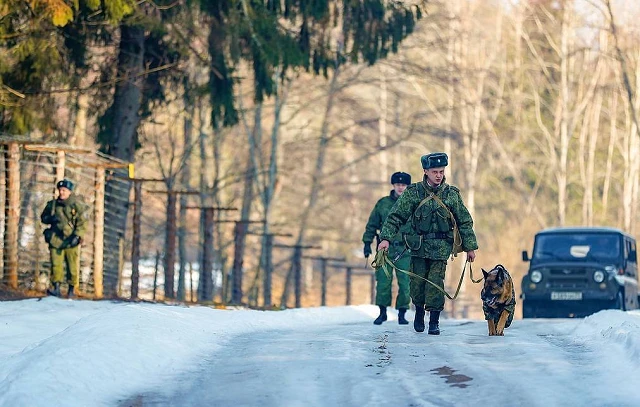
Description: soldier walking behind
xmin=41 ymin=179 xmax=89 ymax=298
xmin=378 ymin=153 xmax=478 ymax=334
xmin=363 ymin=172 xmax=413 ymax=325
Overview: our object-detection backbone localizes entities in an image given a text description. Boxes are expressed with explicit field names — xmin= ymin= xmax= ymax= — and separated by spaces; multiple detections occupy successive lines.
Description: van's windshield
xmin=532 ymin=233 xmax=621 ymax=263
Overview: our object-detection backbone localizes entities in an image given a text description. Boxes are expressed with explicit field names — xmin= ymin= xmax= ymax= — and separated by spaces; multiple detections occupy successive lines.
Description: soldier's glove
xmin=68 ymin=234 xmax=82 ymax=248
xmin=363 ymin=243 xmax=372 ymax=258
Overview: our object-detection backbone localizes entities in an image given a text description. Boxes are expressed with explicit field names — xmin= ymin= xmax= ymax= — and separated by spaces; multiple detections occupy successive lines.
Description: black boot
xmin=68 ymin=285 xmax=76 ymax=299
xmin=47 ymin=282 xmax=61 ymax=297
xmin=373 ymin=306 xmax=387 ymax=325
xmin=428 ymin=310 xmax=441 ymax=335
xmin=398 ymin=308 xmax=409 ymax=325
xmin=414 ymin=305 xmax=425 ymax=332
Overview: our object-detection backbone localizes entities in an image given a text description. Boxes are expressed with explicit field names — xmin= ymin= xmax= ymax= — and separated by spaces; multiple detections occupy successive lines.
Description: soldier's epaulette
xmin=446 ymin=184 xmax=460 ymax=193
xmin=404 ymin=183 xmax=419 ymax=197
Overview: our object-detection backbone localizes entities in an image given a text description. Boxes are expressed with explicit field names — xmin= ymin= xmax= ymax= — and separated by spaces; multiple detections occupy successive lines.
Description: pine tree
xmin=199 ymin=0 xmax=424 ymax=128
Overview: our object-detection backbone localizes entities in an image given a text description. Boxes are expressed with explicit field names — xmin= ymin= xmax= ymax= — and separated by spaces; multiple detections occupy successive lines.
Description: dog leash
xmin=371 ymin=250 xmax=484 ymax=300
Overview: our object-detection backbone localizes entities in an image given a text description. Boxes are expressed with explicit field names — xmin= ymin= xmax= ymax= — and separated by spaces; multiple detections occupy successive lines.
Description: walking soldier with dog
xmin=377 ymin=153 xmax=478 ymax=334
xmin=41 ymin=179 xmax=89 ymax=298
xmin=363 ymin=172 xmax=413 ymax=325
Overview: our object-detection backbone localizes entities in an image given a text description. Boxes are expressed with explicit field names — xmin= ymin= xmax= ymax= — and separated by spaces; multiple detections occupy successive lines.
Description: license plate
xmin=551 ymin=291 xmax=583 ymax=300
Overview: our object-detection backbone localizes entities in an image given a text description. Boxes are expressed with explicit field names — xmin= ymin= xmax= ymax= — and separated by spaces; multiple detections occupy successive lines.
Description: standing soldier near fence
xmin=41 ymin=179 xmax=89 ymax=298
xmin=363 ymin=172 xmax=413 ymax=325
xmin=378 ymin=153 xmax=478 ymax=335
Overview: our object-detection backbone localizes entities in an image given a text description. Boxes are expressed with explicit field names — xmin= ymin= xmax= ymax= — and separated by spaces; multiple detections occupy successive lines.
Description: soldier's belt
xmin=371 ymin=250 xmax=484 ymax=300
xmin=419 ymin=232 xmax=450 ymax=239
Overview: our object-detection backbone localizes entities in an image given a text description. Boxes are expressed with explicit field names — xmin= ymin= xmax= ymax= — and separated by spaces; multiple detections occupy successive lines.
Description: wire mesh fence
xmin=1 ymin=141 xmax=130 ymax=297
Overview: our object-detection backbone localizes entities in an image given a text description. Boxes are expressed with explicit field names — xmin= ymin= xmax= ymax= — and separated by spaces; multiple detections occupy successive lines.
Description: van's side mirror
xmin=522 ymin=250 xmax=530 ymax=262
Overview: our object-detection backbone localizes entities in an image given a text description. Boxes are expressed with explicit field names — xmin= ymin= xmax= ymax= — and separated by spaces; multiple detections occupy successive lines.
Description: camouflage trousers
xmin=50 ymin=245 xmax=80 ymax=286
xmin=375 ymin=253 xmax=411 ymax=309
xmin=409 ymin=257 xmax=447 ymax=311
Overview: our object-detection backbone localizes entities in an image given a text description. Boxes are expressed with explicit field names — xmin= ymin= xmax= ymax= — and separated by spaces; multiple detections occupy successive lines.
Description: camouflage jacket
xmin=363 ymin=191 xmax=412 ymax=257
xmin=41 ymin=194 xmax=89 ymax=248
xmin=379 ymin=177 xmax=478 ymax=260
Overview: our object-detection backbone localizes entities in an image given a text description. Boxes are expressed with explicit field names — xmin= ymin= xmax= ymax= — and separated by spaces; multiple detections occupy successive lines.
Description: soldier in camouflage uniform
xmin=378 ymin=153 xmax=478 ymax=334
xmin=363 ymin=172 xmax=412 ymax=325
xmin=41 ymin=179 xmax=89 ymax=298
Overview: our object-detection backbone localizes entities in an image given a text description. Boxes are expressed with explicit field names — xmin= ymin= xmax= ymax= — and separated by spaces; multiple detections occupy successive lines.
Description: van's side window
xmin=625 ymin=239 xmax=636 ymax=262
xmin=625 ymin=239 xmax=637 ymax=278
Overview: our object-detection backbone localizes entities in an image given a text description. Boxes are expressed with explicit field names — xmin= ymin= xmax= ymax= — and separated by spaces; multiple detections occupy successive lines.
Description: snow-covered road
xmin=140 ymin=314 xmax=640 ymax=407
xmin=1 ymin=299 xmax=640 ymax=407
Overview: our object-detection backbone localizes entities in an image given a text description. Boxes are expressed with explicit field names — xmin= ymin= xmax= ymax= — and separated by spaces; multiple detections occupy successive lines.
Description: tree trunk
xmin=557 ymin=5 xmax=571 ymax=226
xmin=281 ymin=61 xmax=340 ymax=307
xmin=69 ymin=91 xmax=88 ymax=147
xmin=102 ymin=23 xmax=145 ymax=297
xmin=444 ymin=0 xmax=458 ymax=167
xmin=178 ymin=98 xmax=194 ymax=301
xmin=584 ymin=73 xmax=603 ymax=226
xmin=260 ymin=70 xmax=286 ymax=307
xmin=231 ymin=103 xmax=262 ymax=304
xmin=164 ymin=188 xmax=177 ymax=299
xmin=378 ymin=65 xmax=388 ymax=184
xmin=198 ymin=101 xmax=209 ymax=302
xmin=602 ymin=91 xmax=618 ymax=221
xmin=629 ymin=51 xmax=640 ymax=234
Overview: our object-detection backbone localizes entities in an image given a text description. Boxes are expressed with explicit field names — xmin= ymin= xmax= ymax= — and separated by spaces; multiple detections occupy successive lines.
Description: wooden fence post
xmin=153 ymin=250 xmax=160 ymax=300
xmin=56 ymin=150 xmax=65 ymax=182
xmin=117 ymin=238 xmax=124 ymax=297
xmin=303 ymin=256 xmax=345 ymax=307
xmin=3 ymin=142 xmax=20 ymax=288
xmin=293 ymin=246 xmax=302 ymax=308
xmin=274 ymin=243 xmax=321 ymax=308
xmin=93 ymin=166 xmax=105 ymax=298
xmin=0 ymin=145 xmax=4 ymax=277
xmin=231 ymin=221 xmax=247 ymax=304
xmin=201 ymin=207 xmax=215 ymax=301
xmin=164 ymin=191 xmax=177 ymax=299
xmin=130 ymin=180 xmax=142 ymax=299
xmin=128 ymin=178 xmax=163 ymax=299
xmin=189 ymin=262 xmax=195 ymax=302
xmin=263 ymin=233 xmax=273 ymax=307
xmin=346 ymin=266 xmax=352 ymax=305
xmin=182 ymin=206 xmax=237 ymax=303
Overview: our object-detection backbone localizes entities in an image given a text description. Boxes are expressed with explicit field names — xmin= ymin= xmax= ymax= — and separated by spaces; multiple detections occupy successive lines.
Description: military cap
xmin=390 ymin=172 xmax=411 ymax=185
xmin=56 ymin=179 xmax=74 ymax=191
xmin=421 ymin=152 xmax=448 ymax=169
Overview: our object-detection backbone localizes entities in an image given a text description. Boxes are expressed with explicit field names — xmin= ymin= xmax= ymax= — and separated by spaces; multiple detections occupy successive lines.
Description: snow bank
xmin=571 ymin=309 xmax=640 ymax=361
xmin=0 ymin=298 xmax=378 ymax=407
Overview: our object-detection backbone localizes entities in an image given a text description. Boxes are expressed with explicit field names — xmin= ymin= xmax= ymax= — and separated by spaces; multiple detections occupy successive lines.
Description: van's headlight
xmin=593 ymin=270 xmax=605 ymax=283
xmin=530 ymin=270 xmax=543 ymax=283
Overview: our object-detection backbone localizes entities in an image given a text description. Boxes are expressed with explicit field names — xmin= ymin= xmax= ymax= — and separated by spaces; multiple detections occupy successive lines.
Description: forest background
xmin=3 ymin=0 xmax=640 ymax=317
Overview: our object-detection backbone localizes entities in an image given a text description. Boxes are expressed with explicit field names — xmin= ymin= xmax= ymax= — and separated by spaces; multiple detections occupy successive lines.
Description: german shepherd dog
xmin=481 ymin=265 xmax=516 ymax=336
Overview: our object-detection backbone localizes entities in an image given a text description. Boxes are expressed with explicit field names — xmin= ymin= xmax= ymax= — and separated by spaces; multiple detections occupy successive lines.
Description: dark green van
xmin=521 ymin=227 xmax=639 ymax=318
